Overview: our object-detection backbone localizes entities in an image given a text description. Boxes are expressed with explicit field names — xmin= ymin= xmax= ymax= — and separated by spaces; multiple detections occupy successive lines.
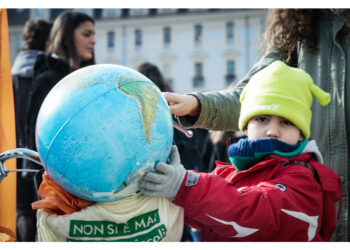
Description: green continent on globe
xmin=117 ymin=81 xmax=160 ymax=143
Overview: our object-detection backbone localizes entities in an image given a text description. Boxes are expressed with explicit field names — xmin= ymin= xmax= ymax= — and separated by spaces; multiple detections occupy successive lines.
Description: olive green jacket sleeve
xmin=178 ymin=50 xmax=286 ymax=131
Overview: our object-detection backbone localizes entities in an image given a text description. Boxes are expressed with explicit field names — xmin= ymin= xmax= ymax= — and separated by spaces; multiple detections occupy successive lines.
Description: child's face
xmin=244 ymin=115 xmax=303 ymax=145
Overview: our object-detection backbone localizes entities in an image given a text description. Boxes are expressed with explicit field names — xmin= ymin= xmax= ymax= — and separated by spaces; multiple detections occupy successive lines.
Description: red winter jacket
xmin=174 ymin=153 xmax=342 ymax=241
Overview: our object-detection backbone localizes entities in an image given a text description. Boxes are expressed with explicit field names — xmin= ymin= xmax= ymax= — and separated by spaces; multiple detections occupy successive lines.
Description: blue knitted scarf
xmin=228 ymin=138 xmax=308 ymax=172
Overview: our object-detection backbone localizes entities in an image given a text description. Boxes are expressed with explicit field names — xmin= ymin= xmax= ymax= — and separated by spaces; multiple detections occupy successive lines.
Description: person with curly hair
xmin=162 ymin=9 xmax=350 ymax=241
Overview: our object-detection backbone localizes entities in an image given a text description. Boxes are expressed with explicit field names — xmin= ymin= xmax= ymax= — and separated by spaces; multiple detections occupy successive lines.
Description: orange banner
xmin=0 ymin=9 xmax=17 ymax=242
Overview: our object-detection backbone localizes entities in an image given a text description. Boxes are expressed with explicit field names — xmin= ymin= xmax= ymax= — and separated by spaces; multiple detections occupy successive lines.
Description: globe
xmin=35 ymin=64 xmax=174 ymax=202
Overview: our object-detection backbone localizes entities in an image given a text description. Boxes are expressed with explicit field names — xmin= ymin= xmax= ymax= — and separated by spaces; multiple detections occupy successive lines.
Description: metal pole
xmin=0 ymin=148 xmax=43 ymax=183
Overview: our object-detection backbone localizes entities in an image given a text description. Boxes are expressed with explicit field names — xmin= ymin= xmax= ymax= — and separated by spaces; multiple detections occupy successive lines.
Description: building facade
xmin=8 ymin=8 xmax=267 ymax=93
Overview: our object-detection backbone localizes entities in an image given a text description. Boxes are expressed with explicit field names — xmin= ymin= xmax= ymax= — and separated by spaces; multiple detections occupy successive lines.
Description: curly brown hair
xmin=262 ymin=9 xmax=350 ymax=63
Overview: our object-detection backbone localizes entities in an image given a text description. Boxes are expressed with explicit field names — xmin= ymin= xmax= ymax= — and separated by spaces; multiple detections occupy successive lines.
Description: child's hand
xmin=139 ymin=145 xmax=186 ymax=200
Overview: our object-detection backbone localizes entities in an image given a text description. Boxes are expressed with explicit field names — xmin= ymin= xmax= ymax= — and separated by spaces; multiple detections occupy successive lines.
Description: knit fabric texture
xmin=228 ymin=138 xmax=308 ymax=171
xmin=238 ymin=61 xmax=331 ymax=138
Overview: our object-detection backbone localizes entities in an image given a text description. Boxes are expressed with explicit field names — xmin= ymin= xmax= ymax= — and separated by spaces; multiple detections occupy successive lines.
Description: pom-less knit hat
xmin=239 ymin=61 xmax=330 ymax=139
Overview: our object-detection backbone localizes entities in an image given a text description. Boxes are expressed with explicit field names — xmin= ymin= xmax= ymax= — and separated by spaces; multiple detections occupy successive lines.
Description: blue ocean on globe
xmin=35 ymin=64 xmax=174 ymax=202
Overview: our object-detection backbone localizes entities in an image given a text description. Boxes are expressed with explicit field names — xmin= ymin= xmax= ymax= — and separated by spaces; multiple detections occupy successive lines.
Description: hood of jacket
xmin=302 ymin=139 xmax=324 ymax=163
xmin=11 ymin=50 xmax=43 ymax=78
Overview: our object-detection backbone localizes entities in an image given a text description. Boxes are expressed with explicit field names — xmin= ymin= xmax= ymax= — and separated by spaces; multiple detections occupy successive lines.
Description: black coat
xmin=25 ymin=53 xmax=70 ymax=160
xmin=173 ymin=118 xmax=209 ymax=172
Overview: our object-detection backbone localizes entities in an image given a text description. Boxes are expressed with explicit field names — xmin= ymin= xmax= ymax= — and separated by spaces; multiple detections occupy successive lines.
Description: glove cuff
xmin=170 ymin=168 xmax=186 ymax=200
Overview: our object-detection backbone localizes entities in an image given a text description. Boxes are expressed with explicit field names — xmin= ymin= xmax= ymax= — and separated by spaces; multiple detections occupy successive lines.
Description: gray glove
xmin=139 ymin=145 xmax=186 ymax=200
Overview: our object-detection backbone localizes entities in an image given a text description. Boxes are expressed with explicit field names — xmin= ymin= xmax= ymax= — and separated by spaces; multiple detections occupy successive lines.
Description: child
xmin=139 ymin=61 xmax=342 ymax=241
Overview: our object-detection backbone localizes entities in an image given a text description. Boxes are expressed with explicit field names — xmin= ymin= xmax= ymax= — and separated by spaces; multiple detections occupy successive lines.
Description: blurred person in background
xmin=11 ymin=18 xmax=52 ymax=242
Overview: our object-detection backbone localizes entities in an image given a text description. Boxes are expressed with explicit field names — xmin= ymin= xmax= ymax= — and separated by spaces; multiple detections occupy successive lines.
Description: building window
xmin=49 ymin=9 xmax=65 ymax=21
xmin=107 ymin=31 xmax=115 ymax=49
xmin=226 ymin=22 xmax=234 ymax=43
xmin=177 ymin=9 xmax=188 ymax=13
xmin=93 ymin=9 xmax=103 ymax=20
xmin=163 ymin=27 xmax=171 ymax=48
xmin=194 ymin=24 xmax=203 ymax=46
xmin=226 ymin=60 xmax=236 ymax=86
xmin=7 ymin=9 xmax=30 ymax=25
xmin=193 ymin=62 xmax=204 ymax=88
xmin=149 ymin=9 xmax=157 ymax=15
xmin=135 ymin=29 xmax=142 ymax=48
xmin=121 ymin=9 xmax=129 ymax=18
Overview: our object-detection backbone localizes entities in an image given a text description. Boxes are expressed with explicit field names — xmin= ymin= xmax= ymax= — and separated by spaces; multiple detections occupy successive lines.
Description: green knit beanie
xmin=239 ymin=61 xmax=330 ymax=139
